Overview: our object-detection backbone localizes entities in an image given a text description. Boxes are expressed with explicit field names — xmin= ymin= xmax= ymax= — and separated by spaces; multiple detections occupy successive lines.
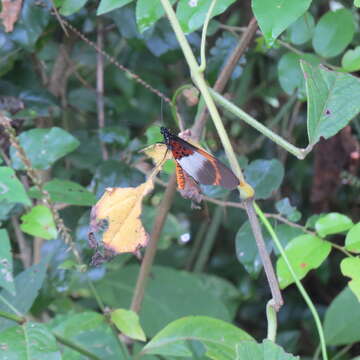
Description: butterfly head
xmin=160 ymin=127 xmax=172 ymax=145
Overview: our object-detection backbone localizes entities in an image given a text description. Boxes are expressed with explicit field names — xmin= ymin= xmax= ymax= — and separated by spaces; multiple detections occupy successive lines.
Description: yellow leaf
xmin=92 ymin=180 xmax=154 ymax=254
xmin=89 ymin=144 xmax=171 ymax=255
xmin=141 ymin=143 xmax=172 ymax=166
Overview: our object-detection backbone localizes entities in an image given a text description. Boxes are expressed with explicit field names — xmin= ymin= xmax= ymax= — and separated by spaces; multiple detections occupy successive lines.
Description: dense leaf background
xmin=0 ymin=0 xmax=360 ymax=359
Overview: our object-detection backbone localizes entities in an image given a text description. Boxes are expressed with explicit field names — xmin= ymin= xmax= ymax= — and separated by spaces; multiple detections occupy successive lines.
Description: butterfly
xmin=160 ymin=127 xmax=239 ymax=190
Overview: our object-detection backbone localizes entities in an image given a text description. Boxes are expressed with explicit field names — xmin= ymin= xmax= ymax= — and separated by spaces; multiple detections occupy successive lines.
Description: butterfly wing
xmin=168 ymin=136 xmax=239 ymax=190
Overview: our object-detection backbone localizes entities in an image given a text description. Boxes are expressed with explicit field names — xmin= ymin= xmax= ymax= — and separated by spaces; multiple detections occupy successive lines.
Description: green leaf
xmin=176 ymin=0 xmax=236 ymax=34
xmin=252 ymin=0 xmax=311 ymax=45
xmin=19 ymin=89 xmax=58 ymax=118
xmin=340 ymin=257 xmax=360 ymax=301
xmin=235 ymin=339 xmax=299 ymax=359
xmin=9 ymin=0 xmax=51 ymax=49
xmin=49 ymin=312 xmax=127 ymax=359
xmin=10 ymin=127 xmax=80 ymax=170
xmin=276 ymin=234 xmax=331 ymax=288
xmin=20 ymin=205 xmax=57 ymax=240
xmin=111 ymin=309 xmax=146 ymax=341
xmin=236 ymin=220 xmax=272 ymax=277
xmin=146 ymin=125 xmax=163 ymax=145
xmin=342 ymin=46 xmax=360 ymax=72
xmin=312 ymin=9 xmax=355 ymax=58
xmin=99 ymin=126 xmax=130 ymax=145
xmin=142 ymin=316 xmax=253 ymax=358
xmin=355 ymin=0 xmax=360 ymax=7
xmin=68 ymin=88 xmax=97 ymax=112
xmin=305 ymin=214 xmax=324 ymax=229
xmin=59 ymin=0 xmax=88 ymax=16
xmin=28 ymin=179 xmax=96 ymax=206
xmin=96 ymin=265 xmax=233 ymax=337
xmin=0 ymin=322 xmax=61 ymax=360
xmin=0 ymin=257 xmax=49 ymax=330
xmin=0 ymin=229 xmax=15 ymax=295
xmin=0 ymin=166 xmax=31 ymax=205
xmin=277 ymin=52 xmax=320 ymax=97
xmin=302 ymin=61 xmax=360 ymax=145
xmin=286 ymin=12 xmax=315 ymax=45
xmin=244 ymin=159 xmax=284 ymax=199
xmin=92 ymin=160 xmax=145 ymax=198
xmin=315 ymin=213 xmax=353 ymax=237
xmin=142 ymin=205 xmax=189 ymax=249
xmin=275 ymin=198 xmax=301 ymax=222
xmin=324 ymin=287 xmax=360 ymax=345
xmin=136 ymin=0 xmax=176 ymax=33
xmin=273 ymin=224 xmax=305 ymax=256
xmin=196 ymin=274 xmax=240 ymax=319
xmin=97 ymin=0 xmax=133 ymax=15
xmin=345 ymin=223 xmax=360 ymax=253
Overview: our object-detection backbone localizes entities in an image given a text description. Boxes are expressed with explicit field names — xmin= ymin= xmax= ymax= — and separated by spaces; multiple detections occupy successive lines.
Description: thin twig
xmin=331 ymin=344 xmax=354 ymax=360
xmin=256 ymin=203 xmax=328 ymax=360
xmin=264 ymin=213 xmax=315 ymax=235
xmin=49 ymin=1 xmax=69 ymax=36
xmin=54 ymin=333 xmax=102 ymax=360
xmin=96 ymin=18 xmax=108 ymax=160
xmin=265 ymin=213 xmax=353 ymax=257
xmin=192 ymin=17 xmax=258 ymax=139
xmin=199 ymin=0 xmax=217 ymax=72
xmin=0 ymin=309 xmax=26 ymax=323
xmin=244 ymin=200 xmax=283 ymax=311
xmin=11 ymin=216 xmax=31 ymax=268
xmin=185 ymin=220 xmax=208 ymax=270
xmin=58 ymin=16 xmax=174 ymax=107
xmin=193 ymin=205 xmax=223 ymax=273
xmin=130 ymin=174 xmax=177 ymax=313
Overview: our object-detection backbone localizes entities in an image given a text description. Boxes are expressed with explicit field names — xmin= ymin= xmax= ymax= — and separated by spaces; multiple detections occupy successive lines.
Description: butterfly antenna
xmin=160 ymin=98 xmax=164 ymax=125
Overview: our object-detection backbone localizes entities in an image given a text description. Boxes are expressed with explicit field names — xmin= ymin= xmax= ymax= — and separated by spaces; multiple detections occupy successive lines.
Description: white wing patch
xmin=177 ymin=152 xmax=216 ymax=185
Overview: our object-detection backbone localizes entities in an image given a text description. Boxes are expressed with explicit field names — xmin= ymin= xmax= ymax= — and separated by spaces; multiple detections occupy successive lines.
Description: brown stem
xmin=191 ymin=17 xmax=258 ymax=139
xmin=264 ymin=213 xmax=314 ymax=235
xmin=185 ymin=220 xmax=207 ymax=270
xmin=244 ymin=199 xmax=283 ymax=311
xmin=96 ymin=19 xmax=108 ymax=160
xmin=33 ymin=237 xmax=43 ymax=264
xmin=130 ymin=174 xmax=177 ymax=313
xmin=49 ymin=0 xmax=69 ymax=36
xmin=11 ymin=216 xmax=31 ymax=268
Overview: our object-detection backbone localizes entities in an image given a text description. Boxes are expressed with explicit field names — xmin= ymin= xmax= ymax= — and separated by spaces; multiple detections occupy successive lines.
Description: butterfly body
xmin=160 ymin=127 xmax=239 ymax=190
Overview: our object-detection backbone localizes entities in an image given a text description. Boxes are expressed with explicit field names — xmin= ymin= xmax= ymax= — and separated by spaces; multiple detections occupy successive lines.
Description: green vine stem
xmin=266 ymin=299 xmax=277 ymax=342
xmin=0 ymin=293 xmax=23 ymax=317
xmin=255 ymin=203 xmax=328 ymax=360
xmin=193 ymin=205 xmax=223 ymax=273
xmin=160 ymin=0 xmax=283 ymax=315
xmin=209 ymin=89 xmax=313 ymax=159
xmin=199 ymin=0 xmax=217 ymax=72
xmin=160 ymin=0 xmax=254 ymax=199
xmin=171 ymin=83 xmax=194 ymax=130
xmin=0 ymin=309 xmax=26 ymax=323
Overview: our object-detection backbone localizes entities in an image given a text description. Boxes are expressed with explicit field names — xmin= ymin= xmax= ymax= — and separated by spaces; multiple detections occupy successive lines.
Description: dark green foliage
xmin=0 ymin=0 xmax=360 ymax=359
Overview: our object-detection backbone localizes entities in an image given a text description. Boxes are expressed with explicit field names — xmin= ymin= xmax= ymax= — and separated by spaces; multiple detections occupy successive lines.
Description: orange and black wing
xmin=161 ymin=128 xmax=239 ymax=190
